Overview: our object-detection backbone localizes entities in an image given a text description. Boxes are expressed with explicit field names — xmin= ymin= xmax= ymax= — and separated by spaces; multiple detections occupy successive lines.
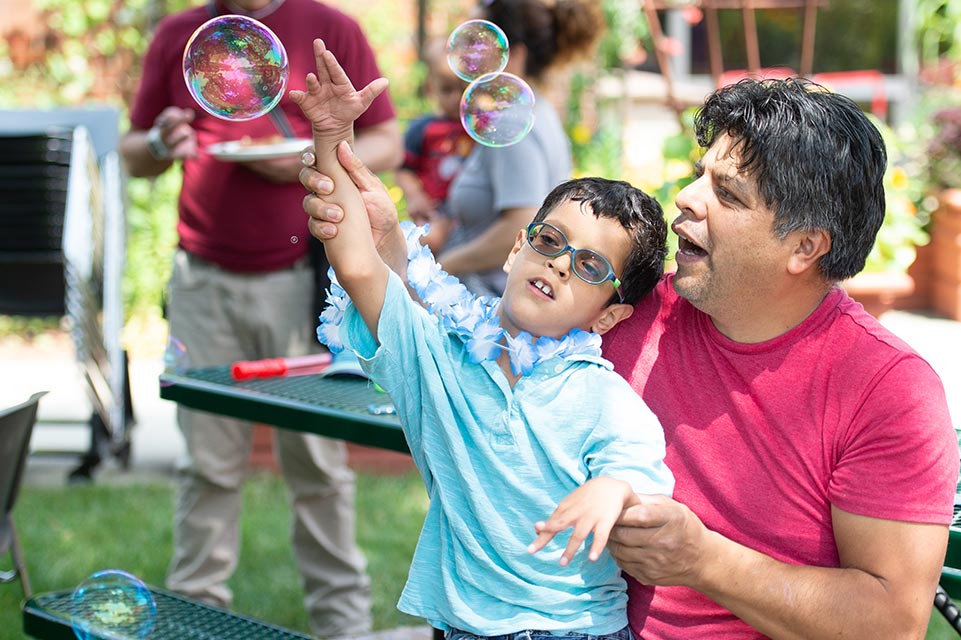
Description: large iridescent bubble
xmin=72 ymin=570 xmax=157 ymax=640
xmin=446 ymin=19 xmax=509 ymax=82
xmin=460 ymin=72 xmax=536 ymax=148
xmin=182 ymin=15 xmax=289 ymax=121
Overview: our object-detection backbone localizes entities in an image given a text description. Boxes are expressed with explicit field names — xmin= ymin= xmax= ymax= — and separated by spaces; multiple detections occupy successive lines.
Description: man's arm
xmin=120 ymin=107 xmax=197 ymax=178
xmin=290 ymin=39 xmax=390 ymax=340
xmin=300 ymin=148 xmax=409 ymax=280
xmin=609 ymin=497 xmax=946 ymax=639
xmin=437 ymin=205 xmax=535 ymax=276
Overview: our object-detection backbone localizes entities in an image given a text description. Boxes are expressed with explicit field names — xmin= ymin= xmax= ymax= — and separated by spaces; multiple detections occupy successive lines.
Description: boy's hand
xmin=527 ymin=477 xmax=639 ymax=567
xmin=289 ymin=39 xmax=389 ymax=140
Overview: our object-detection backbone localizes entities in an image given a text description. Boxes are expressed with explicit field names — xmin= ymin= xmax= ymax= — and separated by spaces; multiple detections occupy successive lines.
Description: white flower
xmin=506 ymin=331 xmax=537 ymax=376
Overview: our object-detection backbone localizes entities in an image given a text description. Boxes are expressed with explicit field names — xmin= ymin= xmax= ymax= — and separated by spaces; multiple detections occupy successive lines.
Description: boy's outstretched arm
xmin=290 ymin=38 xmax=390 ymax=340
xmin=527 ymin=477 xmax=641 ymax=566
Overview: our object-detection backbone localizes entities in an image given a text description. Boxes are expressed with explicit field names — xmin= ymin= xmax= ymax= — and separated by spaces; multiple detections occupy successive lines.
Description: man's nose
xmin=675 ymin=175 xmax=708 ymax=221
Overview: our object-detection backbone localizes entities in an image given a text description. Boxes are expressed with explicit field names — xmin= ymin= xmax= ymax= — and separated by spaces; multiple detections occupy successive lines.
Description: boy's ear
xmin=591 ymin=302 xmax=634 ymax=336
xmin=502 ymin=228 xmax=527 ymax=274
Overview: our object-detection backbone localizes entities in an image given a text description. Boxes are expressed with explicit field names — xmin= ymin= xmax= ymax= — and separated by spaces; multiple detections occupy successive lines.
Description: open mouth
xmin=678 ymin=236 xmax=708 ymax=257
xmin=530 ymin=278 xmax=554 ymax=299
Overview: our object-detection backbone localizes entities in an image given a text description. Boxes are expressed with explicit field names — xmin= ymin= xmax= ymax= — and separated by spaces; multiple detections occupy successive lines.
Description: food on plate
xmin=238 ymin=134 xmax=285 ymax=147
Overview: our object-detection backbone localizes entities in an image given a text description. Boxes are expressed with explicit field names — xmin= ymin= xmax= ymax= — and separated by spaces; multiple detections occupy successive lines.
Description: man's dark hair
xmin=533 ymin=177 xmax=667 ymax=305
xmin=694 ymin=78 xmax=887 ymax=281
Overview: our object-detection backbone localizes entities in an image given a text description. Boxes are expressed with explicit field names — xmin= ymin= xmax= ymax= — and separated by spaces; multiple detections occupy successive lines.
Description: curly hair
xmin=479 ymin=0 xmax=603 ymax=82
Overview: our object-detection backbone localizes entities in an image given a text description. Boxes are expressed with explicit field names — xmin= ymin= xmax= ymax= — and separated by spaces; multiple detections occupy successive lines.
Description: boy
xmin=395 ymin=38 xmax=474 ymax=252
xmin=291 ymin=40 xmax=673 ymax=639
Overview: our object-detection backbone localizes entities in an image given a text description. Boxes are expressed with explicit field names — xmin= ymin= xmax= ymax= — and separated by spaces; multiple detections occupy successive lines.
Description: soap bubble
xmin=446 ymin=19 xmax=509 ymax=82
xmin=182 ymin=15 xmax=289 ymax=121
xmin=460 ymin=73 xmax=536 ymax=147
xmin=160 ymin=336 xmax=189 ymax=387
xmin=71 ymin=570 xmax=156 ymax=640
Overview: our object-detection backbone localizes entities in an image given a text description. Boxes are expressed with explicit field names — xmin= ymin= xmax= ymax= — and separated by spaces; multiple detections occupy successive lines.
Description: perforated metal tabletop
xmin=23 ymin=586 xmax=315 ymax=639
xmin=158 ymin=367 xmax=408 ymax=454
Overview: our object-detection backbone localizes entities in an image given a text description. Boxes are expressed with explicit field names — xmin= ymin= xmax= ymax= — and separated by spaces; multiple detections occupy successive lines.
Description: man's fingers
xmin=336 ymin=141 xmax=379 ymax=191
xmin=299 ymin=165 xmax=333 ymax=195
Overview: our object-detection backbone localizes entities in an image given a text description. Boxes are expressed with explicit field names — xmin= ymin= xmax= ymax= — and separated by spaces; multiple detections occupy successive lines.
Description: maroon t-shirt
xmin=129 ymin=0 xmax=395 ymax=272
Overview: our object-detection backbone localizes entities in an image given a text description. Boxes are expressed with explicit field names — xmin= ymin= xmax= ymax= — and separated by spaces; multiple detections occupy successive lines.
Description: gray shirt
xmin=445 ymin=94 xmax=572 ymax=296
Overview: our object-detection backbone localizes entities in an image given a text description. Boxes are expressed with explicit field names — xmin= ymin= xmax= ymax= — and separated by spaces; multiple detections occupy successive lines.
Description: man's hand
xmin=153 ymin=107 xmax=198 ymax=159
xmin=300 ymin=142 xmax=399 ymax=246
xmin=528 ymin=477 xmax=640 ymax=567
xmin=607 ymin=494 xmax=713 ymax=586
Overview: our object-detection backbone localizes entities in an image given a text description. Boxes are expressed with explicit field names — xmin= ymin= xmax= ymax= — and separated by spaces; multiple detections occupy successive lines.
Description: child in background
xmin=291 ymin=40 xmax=673 ymax=640
xmin=395 ymin=38 xmax=474 ymax=253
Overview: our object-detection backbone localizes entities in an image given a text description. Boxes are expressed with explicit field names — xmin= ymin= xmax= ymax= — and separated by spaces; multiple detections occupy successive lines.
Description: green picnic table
xmin=22 ymin=366 xmax=410 ymax=640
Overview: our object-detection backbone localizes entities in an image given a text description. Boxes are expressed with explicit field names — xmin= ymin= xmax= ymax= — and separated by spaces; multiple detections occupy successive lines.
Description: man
xmin=120 ymin=0 xmax=402 ymax=636
xmin=299 ymin=78 xmax=958 ymax=638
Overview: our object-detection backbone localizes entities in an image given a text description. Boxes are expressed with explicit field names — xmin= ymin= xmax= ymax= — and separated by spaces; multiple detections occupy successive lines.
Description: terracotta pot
xmin=931 ymin=189 xmax=961 ymax=321
xmin=842 ymin=271 xmax=915 ymax=318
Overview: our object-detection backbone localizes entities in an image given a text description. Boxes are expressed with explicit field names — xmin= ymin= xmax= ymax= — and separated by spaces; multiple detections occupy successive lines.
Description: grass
xmin=2 ymin=470 xmax=957 ymax=639
xmin=1 ymin=471 xmax=428 ymax=638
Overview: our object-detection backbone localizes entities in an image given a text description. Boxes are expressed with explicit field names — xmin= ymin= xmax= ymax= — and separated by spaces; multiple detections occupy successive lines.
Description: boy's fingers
xmin=357 ymin=78 xmax=389 ymax=109
xmin=527 ymin=530 xmax=555 ymax=554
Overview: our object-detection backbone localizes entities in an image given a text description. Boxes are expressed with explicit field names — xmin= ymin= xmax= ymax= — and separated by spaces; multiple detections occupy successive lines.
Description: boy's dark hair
xmin=533 ymin=177 xmax=667 ymax=305
xmin=694 ymin=78 xmax=887 ymax=282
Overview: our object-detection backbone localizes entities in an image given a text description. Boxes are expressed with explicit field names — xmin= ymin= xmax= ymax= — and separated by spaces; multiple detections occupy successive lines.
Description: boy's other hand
xmin=528 ymin=477 xmax=638 ymax=566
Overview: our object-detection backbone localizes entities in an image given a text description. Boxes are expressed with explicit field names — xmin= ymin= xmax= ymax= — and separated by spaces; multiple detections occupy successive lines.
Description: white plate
xmin=207 ymin=137 xmax=311 ymax=161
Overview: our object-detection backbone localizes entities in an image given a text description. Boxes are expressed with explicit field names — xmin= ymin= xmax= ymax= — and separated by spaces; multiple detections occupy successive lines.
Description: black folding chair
xmin=0 ymin=391 xmax=47 ymax=598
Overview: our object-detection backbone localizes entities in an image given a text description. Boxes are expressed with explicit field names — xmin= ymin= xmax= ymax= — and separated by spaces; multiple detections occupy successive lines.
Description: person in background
xmin=290 ymin=42 xmax=673 ymax=637
xmin=299 ymin=77 xmax=960 ymax=638
xmin=119 ymin=1 xmax=402 ymax=636
xmin=436 ymin=0 xmax=604 ymax=297
xmin=395 ymin=37 xmax=474 ymax=254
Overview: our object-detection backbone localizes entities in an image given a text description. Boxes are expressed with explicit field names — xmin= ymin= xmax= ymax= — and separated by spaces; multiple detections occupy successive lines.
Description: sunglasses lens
xmin=574 ymin=251 xmax=611 ymax=284
xmin=529 ymin=224 xmax=564 ymax=255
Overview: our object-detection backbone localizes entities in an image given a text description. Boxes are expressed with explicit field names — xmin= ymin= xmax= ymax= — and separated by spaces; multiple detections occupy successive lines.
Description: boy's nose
xmin=546 ymin=251 xmax=573 ymax=278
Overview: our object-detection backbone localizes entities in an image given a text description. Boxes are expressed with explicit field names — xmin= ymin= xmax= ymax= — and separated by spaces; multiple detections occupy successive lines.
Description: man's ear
xmin=787 ymin=228 xmax=831 ymax=276
xmin=503 ymin=228 xmax=527 ymax=274
xmin=591 ymin=303 xmax=634 ymax=335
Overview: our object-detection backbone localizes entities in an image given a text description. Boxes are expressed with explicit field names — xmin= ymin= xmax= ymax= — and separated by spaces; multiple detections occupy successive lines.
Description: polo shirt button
xmin=554 ymin=364 xmax=563 ymax=373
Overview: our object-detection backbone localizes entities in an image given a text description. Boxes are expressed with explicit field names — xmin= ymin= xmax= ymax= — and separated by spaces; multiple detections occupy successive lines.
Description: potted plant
xmin=919 ymin=104 xmax=961 ymax=320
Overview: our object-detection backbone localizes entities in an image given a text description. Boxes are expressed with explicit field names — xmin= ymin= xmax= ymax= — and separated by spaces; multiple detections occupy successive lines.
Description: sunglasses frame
xmin=525 ymin=222 xmax=625 ymax=303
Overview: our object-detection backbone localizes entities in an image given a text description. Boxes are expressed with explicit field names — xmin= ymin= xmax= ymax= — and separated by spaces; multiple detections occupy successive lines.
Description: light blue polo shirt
xmin=341 ymin=271 xmax=674 ymax=636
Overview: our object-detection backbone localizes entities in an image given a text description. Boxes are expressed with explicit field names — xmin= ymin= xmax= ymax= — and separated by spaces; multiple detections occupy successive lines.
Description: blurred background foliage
xmin=2 ymin=0 xmax=961 ymax=324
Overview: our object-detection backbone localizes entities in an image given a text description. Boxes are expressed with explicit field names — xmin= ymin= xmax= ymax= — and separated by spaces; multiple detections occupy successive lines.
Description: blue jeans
xmin=445 ymin=625 xmax=633 ymax=640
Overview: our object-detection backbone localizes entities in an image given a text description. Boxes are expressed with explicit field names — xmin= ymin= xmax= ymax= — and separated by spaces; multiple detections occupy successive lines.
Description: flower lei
xmin=316 ymin=222 xmax=603 ymax=377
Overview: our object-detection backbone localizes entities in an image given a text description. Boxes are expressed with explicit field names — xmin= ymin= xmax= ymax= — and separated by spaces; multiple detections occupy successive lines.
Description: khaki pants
xmin=164 ymin=250 xmax=372 ymax=637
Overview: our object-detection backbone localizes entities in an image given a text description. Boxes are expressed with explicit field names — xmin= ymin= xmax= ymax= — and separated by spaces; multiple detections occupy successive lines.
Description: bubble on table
xmin=161 ymin=336 xmax=189 ymax=385
xmin=72 ymin=570 xmax=157 ymax=640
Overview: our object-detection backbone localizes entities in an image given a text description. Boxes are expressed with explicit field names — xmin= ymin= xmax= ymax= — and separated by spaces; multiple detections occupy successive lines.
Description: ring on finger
xmin=301 ymin=150 xmax=316 ymax=167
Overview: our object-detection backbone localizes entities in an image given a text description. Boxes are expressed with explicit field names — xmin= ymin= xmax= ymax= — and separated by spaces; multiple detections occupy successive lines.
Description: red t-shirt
xmin=402 ymin=114 xmax=474 ymax=203
xmin=129 ymin=0 xmax=395 ymax=272
xmin=603 ymin=275 xmax=959 ymax=638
